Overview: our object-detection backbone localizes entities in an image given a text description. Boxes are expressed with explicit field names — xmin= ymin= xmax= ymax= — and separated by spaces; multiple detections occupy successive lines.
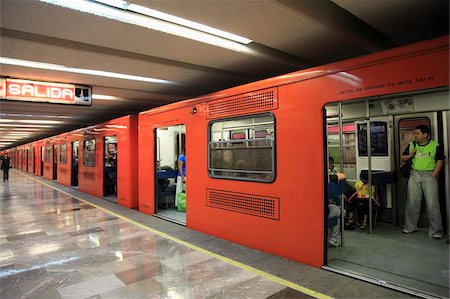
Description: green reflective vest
xmin=410 ymin=140 xmax=438 ymax=171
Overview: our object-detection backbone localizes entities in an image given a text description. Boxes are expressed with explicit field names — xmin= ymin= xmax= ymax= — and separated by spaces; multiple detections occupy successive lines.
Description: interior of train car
xmin=208 ymin=114 xmax=275 ymax=183
xmin=155 ymin=125 xmax=186 ymax=224
xmin=324 ymin=89 xmax=449 ymax=298
xmin=71 ymin=140 xmax=79 ymax=188
xmin=103 ymin=135 xmax=118 ymax=203
xmin=52 ymin=144 xmax=57 ymax=180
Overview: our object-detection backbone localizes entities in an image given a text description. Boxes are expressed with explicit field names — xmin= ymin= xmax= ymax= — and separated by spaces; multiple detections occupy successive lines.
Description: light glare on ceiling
xmin=0 ymin=57 xmax=176 ymax=84
xmin=39 ymin=0 xmax=254 ymax=54
xmin=0 ymin=119 xmax=63 ymax=124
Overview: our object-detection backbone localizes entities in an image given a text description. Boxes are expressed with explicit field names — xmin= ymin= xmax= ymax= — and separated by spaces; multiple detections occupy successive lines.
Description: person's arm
xmin=178 ymin=160 xmax=185 ymax=183
xmin=401 ymin=144 xmax=415 ymax=162
xmin=432 ymin=160 xmax=443 ymax=177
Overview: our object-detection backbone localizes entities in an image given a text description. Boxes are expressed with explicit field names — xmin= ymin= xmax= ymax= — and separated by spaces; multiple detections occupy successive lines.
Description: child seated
xmin=347 ymin=170 xmax=380 ymax=229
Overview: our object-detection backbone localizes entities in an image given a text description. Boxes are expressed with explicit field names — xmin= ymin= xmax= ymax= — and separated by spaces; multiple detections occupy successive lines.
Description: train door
xmin=155 ymin=124 xmax=186 ymax=225
xmin=26 ymin=149 xmax=29 ymax=172
xmin=32 ymin=148 xmax=36 ymax=174
xmin=104 ymin=135 xmax=117 ymax=202
xmin=71 ymin=141 xmax=79 ymax=187
xmin=40 ymin=146 xmax=44 ymax=176
xmin=394 ymin=113 xmax=436 ymax=227
xmin=52 ymin=144 xmax=57 ymax=180
xmin=324 ymin=90 xmax=449 ymax=298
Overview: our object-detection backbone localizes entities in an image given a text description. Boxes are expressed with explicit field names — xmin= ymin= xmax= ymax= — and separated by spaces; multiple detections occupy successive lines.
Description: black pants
xmin=3 ymin=169 xmax=9 ymax=181
xmin=349 ymin=198 xmax=369 ymax=221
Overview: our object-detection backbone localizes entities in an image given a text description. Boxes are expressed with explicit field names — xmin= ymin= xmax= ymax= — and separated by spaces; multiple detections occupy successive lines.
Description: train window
xmin=60 ymin=143 xmax=67 ymax=164
xmin=83 ymin=139 xmax=96 ymax=167
xmin=208 ymin=113 xmax=275 ymax=182
xmin=45 ymin=146 xmax=51 ymax=162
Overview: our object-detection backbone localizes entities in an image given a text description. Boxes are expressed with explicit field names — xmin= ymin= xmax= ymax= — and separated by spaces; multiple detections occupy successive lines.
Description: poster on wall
xmin=357 ymin=121 xmax=388 ymax=156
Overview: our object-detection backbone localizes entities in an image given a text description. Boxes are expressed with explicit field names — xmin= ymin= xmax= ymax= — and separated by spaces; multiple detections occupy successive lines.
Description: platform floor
xmin=1 ymin=170 xmax=412 ymax=299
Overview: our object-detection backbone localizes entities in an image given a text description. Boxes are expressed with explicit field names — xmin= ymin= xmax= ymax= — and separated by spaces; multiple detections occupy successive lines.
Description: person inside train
xmin=327 ymin=159 xmax=346 ymax=247
xmin=175 ymin=148 xmax=186 ymax=207
xmin=347 ymin=170 xmax=379 ymax=230
xmin=401 ymin=125 xmax=445 ymax=239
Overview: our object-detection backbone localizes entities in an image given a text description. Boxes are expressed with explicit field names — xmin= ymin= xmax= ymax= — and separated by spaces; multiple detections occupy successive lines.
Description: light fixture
xmin=39 ymin=0 xmax=254 ymax=54
xmin=0 ymin=113 xmax=73 ymax=119
xmin=0 ymin=124 xmax=54 ymax=128
xmin=0 ymin=119 xmax=63 ymax=124
xmin=0 ymin=57 xmax=176 ymax=85
xmin=92 ymin=94 xmax=123 ymax=101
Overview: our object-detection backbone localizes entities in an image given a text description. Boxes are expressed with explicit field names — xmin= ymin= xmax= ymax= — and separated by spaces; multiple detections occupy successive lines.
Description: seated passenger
xmin=327 ymin=170 xmax=346 ymax=247
xmin=348 ymin=170 xmax=379 ymax=229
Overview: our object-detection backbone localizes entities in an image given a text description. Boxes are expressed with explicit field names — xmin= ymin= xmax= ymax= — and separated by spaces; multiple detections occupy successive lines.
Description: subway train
xmin=2 ymin=36 xmax=449 ymax=297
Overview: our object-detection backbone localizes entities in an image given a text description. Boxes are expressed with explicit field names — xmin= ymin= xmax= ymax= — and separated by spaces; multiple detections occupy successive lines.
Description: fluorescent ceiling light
xmin=39 ymin=0 xmax=255 ymax=54
xmin=0 ymin=124 xmax=54 ymax=128
xmin=0 ymin=119 xmax=63 ymax=124
xmin=0 ymin=57 xmax=176 ymax=85
xmin=125 ymin=3 xmax=252 ymax=44
xmin=92 ymin=94 xmax=123 ymax=100
xmin=0 ymin=113 xmax=73 ymax=119
xmin=0 ymin=128 xmax=43 ymax=131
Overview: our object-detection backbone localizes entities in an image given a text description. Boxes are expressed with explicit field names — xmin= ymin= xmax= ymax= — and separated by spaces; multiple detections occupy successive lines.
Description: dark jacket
xmin=1 ymin=157 xmax=11 ymax=170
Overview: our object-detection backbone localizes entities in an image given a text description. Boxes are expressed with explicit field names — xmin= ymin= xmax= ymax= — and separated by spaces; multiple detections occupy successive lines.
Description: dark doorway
xmin=104 ymin=136 xmax=117 ymax=202
xmin=71 ymin=141 xmax=79 ymax=187
xmin=52 ymin=144 xmax=57 ymax=180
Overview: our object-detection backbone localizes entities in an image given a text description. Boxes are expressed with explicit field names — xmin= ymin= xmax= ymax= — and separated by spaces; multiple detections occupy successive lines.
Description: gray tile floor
xmin=1 ymin=170 xmax=412 ymax=298
xmin=328 ymin=223 xmax=449 ymax=298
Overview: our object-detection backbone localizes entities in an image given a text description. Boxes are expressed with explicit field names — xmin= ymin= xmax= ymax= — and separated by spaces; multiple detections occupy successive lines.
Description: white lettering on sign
xmin=7 ymin=83 xmax=74 ymax=101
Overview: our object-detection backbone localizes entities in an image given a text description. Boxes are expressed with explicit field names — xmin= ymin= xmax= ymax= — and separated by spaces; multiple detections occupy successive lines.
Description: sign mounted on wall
xmin=0 ymin=78 xmax=92 ymax=105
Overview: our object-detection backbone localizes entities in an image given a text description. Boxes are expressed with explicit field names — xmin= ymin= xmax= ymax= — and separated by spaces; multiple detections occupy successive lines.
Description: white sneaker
xmin=328 ymin=237 xmax=340 ymax=247
xmin=432 ymin=233 xmax=443 ymax=239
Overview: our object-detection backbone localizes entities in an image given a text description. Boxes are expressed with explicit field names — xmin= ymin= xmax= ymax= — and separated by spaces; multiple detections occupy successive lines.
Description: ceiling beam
xmin=275 ymin=0 xmax=395 ymax=52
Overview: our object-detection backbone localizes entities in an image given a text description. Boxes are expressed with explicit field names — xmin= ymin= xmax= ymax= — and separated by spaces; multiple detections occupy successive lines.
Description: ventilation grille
xmin=83 ymin=172 xmax=96 ymax=180
xmin=207 ymin=88 xmax=278 ymax=119
xmin=207 ymin=189 xmax=279 ymax=220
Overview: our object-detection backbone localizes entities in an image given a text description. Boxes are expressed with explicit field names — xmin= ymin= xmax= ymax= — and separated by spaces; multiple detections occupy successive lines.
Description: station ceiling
xmin=0 ymin=0 xmax=448 ymax=149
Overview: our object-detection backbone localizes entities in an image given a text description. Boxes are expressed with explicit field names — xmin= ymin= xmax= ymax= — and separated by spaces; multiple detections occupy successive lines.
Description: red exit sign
xmin=0 ymin=78 xmax=91 ymax=105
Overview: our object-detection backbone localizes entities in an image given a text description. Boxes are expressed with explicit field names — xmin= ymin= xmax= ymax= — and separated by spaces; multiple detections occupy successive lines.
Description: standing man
xmin=175 ymin=148 xmax=186 ymax=207
xmin=401 ymin=125 xmax=445 ymax=239
xmin=1 ymin=153 xmax=11 ymax=181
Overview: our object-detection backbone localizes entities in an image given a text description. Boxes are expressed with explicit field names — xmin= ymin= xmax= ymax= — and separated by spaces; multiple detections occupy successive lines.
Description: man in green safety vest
xmin=401 ymin=125 xmax=445 ymax=239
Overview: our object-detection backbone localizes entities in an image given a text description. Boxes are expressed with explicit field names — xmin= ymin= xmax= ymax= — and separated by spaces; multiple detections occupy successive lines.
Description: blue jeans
xmin=405 ymin=170 xmax=443 ymax=236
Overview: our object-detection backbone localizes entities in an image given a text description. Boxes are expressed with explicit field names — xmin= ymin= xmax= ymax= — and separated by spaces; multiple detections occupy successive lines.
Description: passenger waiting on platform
xmin=1 ymin=153 xmax=11 ymax=181
xmin=175 ymin=148 xmax=186 ymax=207
xmin=348 ymin=170 xmax=379 ymax=230
xmin=401 ymin=125 xmax=445 ymax=239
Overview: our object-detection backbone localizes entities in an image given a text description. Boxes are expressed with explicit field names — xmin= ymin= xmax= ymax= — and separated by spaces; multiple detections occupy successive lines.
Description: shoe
xmin=359 ymin=221 xmax=368 ymax=230
xmin=402 ymin=229 xmax=418 ymax=234
xmin=328 ymin=237 xmax=340 ymax=247
xmin=431 ymin=233 xmax=443 ymax=240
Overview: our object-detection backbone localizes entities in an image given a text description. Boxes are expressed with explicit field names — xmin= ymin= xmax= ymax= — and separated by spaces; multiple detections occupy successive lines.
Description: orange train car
xmin=12 ymin=115 xmax=139 ymax=209
xmin=138 ymin=36 xmax=449 ymax=270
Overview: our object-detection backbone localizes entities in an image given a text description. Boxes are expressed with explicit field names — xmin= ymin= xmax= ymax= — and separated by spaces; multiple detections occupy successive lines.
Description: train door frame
xmin=393 ymin=113 xmax=438 ymax=228
xmin=71 ymin=141 xmax=79 ymax=187
xmin=40 ymin=146 xmax=44 ymax=176
xmin=154 ymin=124 xmax=186 ymax=225
xmin=103 ymin=135 xmax=118 ymax=200
xmin=26 ymin=149 xmax=29 ymax=172
xmin=324 ymin=90 xmax=449 ymax=298
xmin=52 ymin=144 xmax=57 ymax=180
xmin=32 ymin=147 xmax=36 ymax=174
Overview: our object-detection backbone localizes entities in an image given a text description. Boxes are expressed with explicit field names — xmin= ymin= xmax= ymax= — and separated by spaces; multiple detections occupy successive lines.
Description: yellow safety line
xmin=18 ymin=170 xmax=332 ymax=299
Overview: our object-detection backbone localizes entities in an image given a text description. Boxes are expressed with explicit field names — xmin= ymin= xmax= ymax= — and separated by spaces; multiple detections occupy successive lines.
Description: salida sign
xmin=0 ymin=78 xmax=91 ymax=105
